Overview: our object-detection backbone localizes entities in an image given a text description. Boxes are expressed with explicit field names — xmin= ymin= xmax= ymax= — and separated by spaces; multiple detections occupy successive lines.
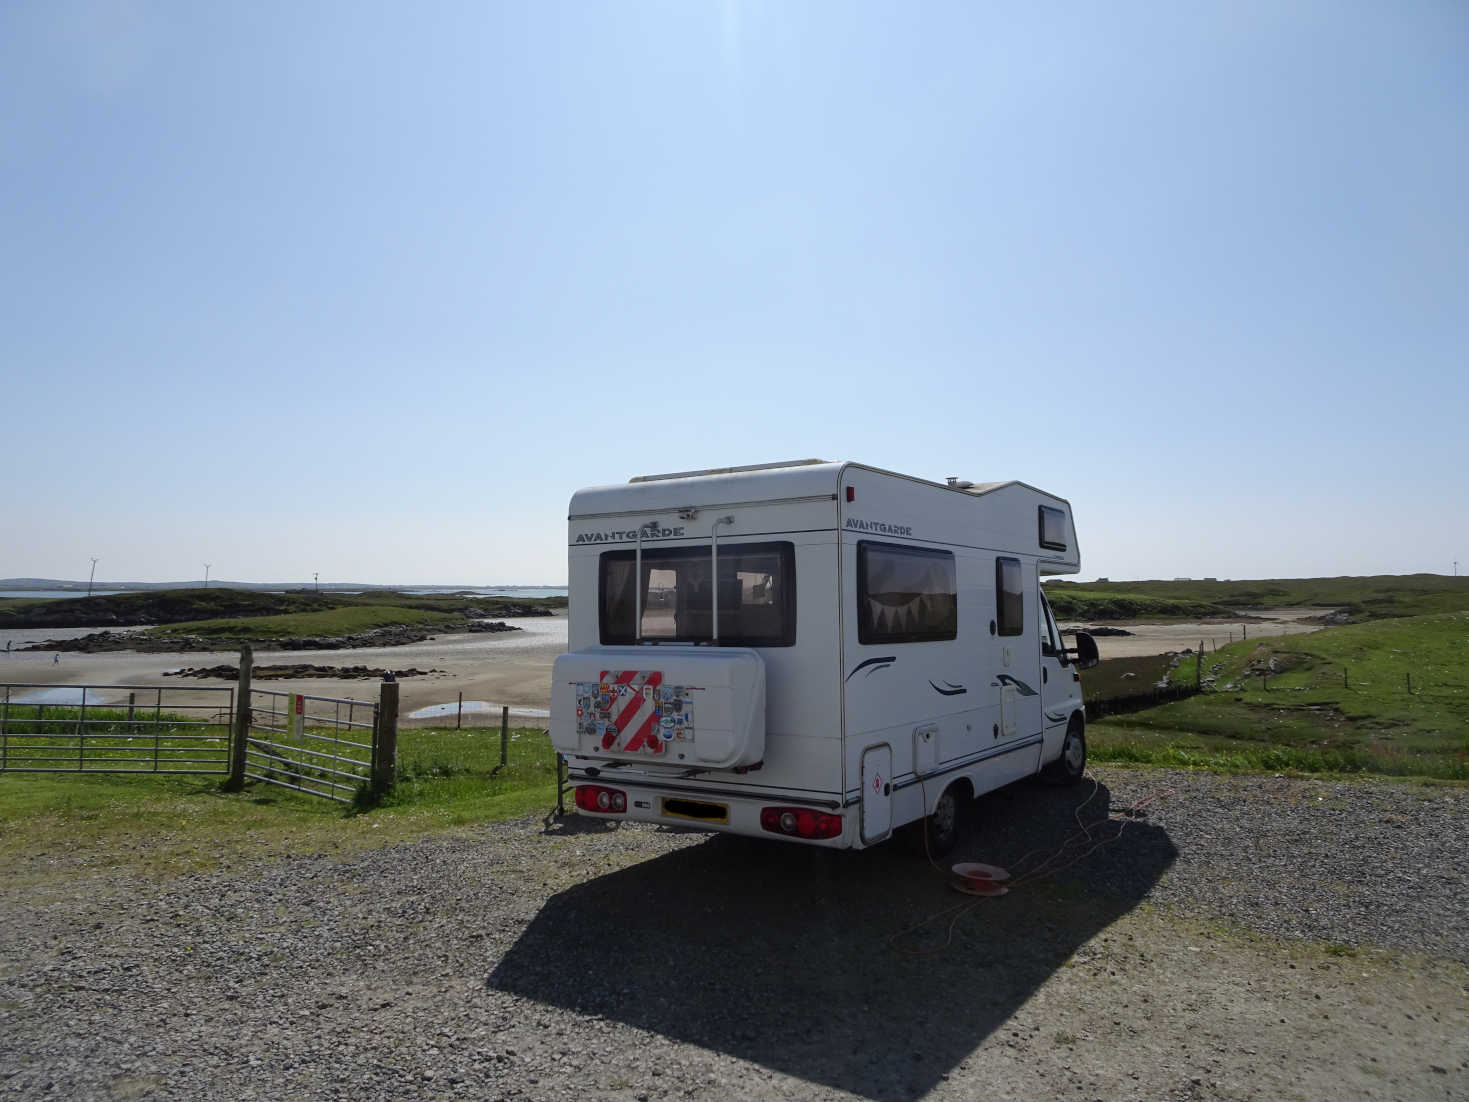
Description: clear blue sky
xmin=3 ymin=1 xmax=1465 ymax=585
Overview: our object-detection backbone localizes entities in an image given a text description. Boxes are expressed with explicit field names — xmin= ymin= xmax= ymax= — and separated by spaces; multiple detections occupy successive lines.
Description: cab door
xmin=1038 ymin=590 xmax=1079 ymax=756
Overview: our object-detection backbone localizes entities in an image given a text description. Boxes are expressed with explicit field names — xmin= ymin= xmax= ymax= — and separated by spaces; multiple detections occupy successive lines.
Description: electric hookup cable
xmin=886 ymin=776 xmax=1175 ymax=958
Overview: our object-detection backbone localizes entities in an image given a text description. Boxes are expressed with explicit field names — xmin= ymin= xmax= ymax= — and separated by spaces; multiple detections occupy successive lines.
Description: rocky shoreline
xmin=24 ymin=621 xmax=521 ymax=655
xmin=164 ymin=663 xmax=442 ymax=680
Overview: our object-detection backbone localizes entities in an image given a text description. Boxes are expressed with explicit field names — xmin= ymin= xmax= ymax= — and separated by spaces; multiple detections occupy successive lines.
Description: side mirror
xmin=1067 ymin=631 xmax=1100 ymax=670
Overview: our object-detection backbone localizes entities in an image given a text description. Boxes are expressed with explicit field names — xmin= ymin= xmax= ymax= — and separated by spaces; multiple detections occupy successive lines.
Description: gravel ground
xmin=1 ymin=768 xmax=1466 ymax=1101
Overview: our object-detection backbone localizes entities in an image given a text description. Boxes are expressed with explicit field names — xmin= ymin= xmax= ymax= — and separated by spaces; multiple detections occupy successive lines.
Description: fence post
xmin=500 ymin=705 xmax=509 ymax=768
xmin=457 ymin=691 xmax=463 ymax=730
xmin=373 ymin=679 xmax=399 ymax=792
xmin=225 ymin=644 xmax=253 ymax=791
xmin=1196 ymin=642 xmax=1203 ymax=691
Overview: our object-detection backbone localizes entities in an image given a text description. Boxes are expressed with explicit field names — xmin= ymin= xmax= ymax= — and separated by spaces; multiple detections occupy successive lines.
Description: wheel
xmin=910 ymin=782 xmax=962 ymax=857
xmin=1042 ymin=717 xmax=1087 ymax=785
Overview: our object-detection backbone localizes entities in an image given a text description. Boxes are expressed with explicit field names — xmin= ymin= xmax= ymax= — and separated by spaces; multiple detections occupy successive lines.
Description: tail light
xmin=759 ymin=806 xmax=843 ymax=840
xmin=575 ymin=785 xmax=627 ymax=813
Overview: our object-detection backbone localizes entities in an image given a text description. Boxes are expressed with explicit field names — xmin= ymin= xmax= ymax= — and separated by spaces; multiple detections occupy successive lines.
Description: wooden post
xmin=1243 ymin=625 xmax=1248 ymax=640
xmin=1406 ymin=672 xmax=1412 ymax=694
xmin=500 ymin=705 xmax=509 ymax=768
xmin=1196 ymin=641 xmax=1203 ymax=690
xmin=373 ymin=679 xmax=399 ymax=792
xmin=225 ymin=644 xmax=253 ymax=791
xmin=457 ymin=691 xmax=463 ymax=730
xmin=1344 ymin=668 xmax=1349 ymax=690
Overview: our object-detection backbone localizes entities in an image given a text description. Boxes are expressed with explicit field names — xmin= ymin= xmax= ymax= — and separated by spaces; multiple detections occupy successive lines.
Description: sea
xmin=402 ymin=587 xmax=567 ymax=599
xmin=0 ymin=590 xmax=125 ymax=600
xmin=0 ymin=586 xmax=567 ymax=600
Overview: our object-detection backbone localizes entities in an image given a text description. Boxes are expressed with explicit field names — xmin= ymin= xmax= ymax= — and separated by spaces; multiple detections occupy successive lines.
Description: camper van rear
xmin=549 ymin=460 xmax=1097 ymax=851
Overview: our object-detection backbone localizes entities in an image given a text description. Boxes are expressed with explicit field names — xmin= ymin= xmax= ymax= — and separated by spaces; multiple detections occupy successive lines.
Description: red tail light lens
xmin=576 ymin=785 xmax=627 ymax=814
xmin=760 ymin=806 xmax=843 ymax=840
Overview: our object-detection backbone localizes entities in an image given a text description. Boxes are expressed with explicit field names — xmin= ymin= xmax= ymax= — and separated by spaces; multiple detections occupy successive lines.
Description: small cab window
xmin=1039 ymin=590 xmax=1065 ymax=661
xmin=858 ymin=542 xmax=957 ymax=645
xmin=1039 ymin=506 xmax=1068 ymax=552
xmin=995 ymin=556 xmax=1024 ymax=636
xmin=599 ymin=541 xmax=795 ymax=647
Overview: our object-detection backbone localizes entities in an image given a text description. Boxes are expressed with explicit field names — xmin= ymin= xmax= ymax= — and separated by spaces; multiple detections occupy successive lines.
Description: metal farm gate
xmin=243 ymin=688 xmax=393 ymax=803
xmin=0 ymin=683 xmax=234 ymax=775
xmin=2 ymin=651 xmax=400 ymax=802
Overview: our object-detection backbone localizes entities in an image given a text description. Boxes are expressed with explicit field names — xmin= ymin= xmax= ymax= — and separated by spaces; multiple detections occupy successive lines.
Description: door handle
xmin=1043 ymin=667 xmax=1048 ymax=684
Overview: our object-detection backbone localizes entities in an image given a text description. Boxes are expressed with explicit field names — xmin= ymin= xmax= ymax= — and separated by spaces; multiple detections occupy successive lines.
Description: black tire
xmin=910 ymin=782 xmax=962 ymax=857
xmin=1042 ymin=717 xmax=1087 ymax=785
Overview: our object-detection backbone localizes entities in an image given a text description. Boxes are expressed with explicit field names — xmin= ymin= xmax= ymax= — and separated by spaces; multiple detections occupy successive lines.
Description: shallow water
xmin=408 ymin=699 xmax=551 ymax=720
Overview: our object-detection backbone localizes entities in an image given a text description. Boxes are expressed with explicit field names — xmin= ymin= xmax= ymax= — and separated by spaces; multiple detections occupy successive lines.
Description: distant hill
xmin=0 ymin=587 xmax=564 ymax=629
xmin=0 ymin=578 xmax=555 ymax=594
xmin=1045 ymin=574 xmax=1469 ymax=622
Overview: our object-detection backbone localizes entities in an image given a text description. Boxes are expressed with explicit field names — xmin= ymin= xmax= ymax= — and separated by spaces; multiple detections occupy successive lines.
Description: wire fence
xmin=0 ymin=684 xmax=234 ymax=774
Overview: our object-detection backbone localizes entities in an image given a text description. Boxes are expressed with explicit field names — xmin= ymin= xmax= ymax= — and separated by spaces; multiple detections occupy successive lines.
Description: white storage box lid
xmin=550 ymin=646 xmax=766 ymax=770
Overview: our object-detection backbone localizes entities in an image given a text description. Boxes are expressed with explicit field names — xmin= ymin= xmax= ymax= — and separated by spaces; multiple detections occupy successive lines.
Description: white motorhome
xmin=549 ymin=460 xmax=1099 ymax=852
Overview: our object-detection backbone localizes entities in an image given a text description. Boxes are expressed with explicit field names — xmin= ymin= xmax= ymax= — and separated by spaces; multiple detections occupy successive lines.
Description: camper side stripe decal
xmin=845 ymin=656 xmax=897 ymax=682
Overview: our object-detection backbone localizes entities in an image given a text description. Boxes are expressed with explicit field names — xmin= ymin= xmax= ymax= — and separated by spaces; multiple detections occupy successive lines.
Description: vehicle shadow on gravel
xmin=489 ymin=778 xmax=1176 ymax=1100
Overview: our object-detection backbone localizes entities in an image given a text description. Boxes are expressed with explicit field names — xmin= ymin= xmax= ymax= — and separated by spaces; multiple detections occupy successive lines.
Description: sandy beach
xmin=0 ymin=616 xmax=569 ymax=725
xmin=0 ymin=608 xmax=1327 ymax=724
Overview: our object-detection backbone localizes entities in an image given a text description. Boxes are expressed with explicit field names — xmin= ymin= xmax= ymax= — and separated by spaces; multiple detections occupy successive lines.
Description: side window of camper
xmin=857 ymin=542 xmax=957 ymax=645
xmin=1038 ymin=506 xmax=1067 ymax=551
xmin=995 ymin=557 xmax=1024 ymax=636
xmin=598 ymin=541 xmax=796 ymax=647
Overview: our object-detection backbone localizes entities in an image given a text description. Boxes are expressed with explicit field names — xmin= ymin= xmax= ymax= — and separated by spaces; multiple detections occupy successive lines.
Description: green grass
xmin=1090 ymin=611 xmax=1469 ymax=780
xmin=0 ymin=726 xmax=563 ymax=883
xmin=1048 ymin=573 xmax=1469 ymax=622
xmin=1078 ymin=654 xmax=1176 ymax=701
xmin=0 ymin=585 xmax=565 ymax=630
xmin=0 ymin=705 xmax=230 ymax=771
xmin=145 ymin=605 xmax=464 ymax=640
xmin=1044 ymin=588 xmax=1236 ymax=621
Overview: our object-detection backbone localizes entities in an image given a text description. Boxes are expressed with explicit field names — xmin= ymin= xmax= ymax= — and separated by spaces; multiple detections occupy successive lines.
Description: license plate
xmin=661 ymin=797 xmax=729 ymax=824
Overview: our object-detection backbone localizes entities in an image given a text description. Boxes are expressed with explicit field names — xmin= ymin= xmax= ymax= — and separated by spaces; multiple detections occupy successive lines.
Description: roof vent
xmin=946 ymin=476 xmax=975 ymax=490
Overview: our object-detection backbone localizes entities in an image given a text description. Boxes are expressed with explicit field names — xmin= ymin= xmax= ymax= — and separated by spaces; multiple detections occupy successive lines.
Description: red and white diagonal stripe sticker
xmin=599 ymin=670 xmax=665 ymax=754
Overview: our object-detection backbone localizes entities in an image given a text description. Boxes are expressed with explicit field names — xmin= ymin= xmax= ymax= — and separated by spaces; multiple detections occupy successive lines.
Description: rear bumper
xmin=568 ymin=773 xmax=854 ymax=849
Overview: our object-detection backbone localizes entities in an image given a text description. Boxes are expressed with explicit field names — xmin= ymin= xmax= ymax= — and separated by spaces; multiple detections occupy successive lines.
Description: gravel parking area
xmin=1 ymin=768 xmax=1466 ymax=1101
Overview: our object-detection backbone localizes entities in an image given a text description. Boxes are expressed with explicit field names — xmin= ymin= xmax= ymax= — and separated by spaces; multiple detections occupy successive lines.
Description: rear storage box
xmin=550 ymin=647 xmax=766 ymax=770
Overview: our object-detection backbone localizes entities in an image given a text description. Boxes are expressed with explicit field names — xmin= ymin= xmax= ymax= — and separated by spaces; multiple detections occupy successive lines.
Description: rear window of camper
xmin=598 ymin=541 xmax=796 ymax=647
xmin=857 ymin=542 xmax=957 ymax=644
xmin=996 ymin=556 xmax=1024 ymax=636
xmin=1038 ymin=506 xmax=1067 ymax=551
